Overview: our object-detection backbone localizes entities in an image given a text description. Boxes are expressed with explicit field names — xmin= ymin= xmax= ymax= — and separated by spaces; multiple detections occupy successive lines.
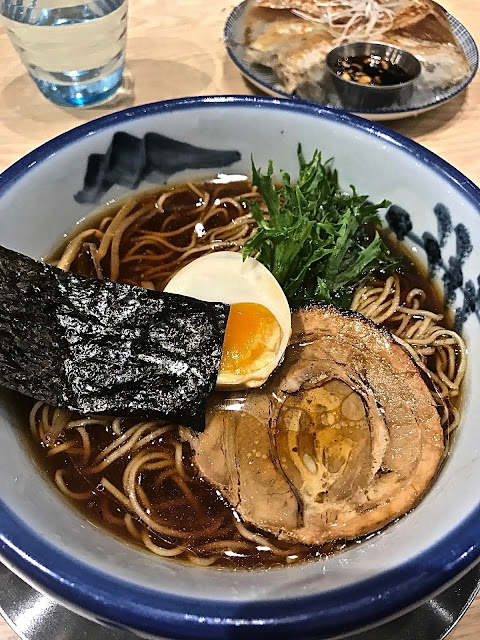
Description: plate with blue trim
xmin=225 ymin=1 xmax=479 ymax=122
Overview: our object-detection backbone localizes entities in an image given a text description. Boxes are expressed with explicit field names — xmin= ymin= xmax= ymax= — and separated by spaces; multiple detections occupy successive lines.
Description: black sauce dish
xmin=326 ymin=42 xmax=422 ymax=110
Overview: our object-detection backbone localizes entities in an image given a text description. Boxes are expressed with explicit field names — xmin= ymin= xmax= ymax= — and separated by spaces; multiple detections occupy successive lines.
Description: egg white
xmin=164 ymin=251 xmax=291 ymax=388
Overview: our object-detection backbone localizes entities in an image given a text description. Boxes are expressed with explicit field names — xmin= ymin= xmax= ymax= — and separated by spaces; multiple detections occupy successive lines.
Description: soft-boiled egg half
xmin=164 ymin=252 xmax=291 ymax=388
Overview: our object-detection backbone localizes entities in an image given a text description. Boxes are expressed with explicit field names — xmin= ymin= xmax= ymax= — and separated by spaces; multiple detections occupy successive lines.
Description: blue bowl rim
xmin=224 ymin=1 xmax=479 ymax=116
xmin=0 ymin=95 xmax=479 ymax=640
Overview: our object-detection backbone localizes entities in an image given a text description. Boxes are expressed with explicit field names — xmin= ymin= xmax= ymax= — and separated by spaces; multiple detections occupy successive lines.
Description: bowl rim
xmin=0 ymin=95 xmax=480 ymax=640
xmin=325 ymin=41 xmax=422 ymax=90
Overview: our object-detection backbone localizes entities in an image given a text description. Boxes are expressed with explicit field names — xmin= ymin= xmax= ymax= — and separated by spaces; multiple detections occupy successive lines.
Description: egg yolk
xmin=219 ymin=302 xmax=282 ymax=377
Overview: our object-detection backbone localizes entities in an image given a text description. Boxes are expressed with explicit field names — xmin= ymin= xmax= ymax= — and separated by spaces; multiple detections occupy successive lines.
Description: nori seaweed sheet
xmin=0 ymin=245 xmax=229 ymax=431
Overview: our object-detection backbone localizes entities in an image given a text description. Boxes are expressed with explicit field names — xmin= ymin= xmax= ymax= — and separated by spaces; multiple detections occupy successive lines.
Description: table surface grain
xmin=0 ymin=0 xmax=479 ymax=639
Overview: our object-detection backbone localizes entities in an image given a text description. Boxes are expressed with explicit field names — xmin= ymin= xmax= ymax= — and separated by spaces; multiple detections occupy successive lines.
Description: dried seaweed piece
xmin=0 ymin=245 xmax=229 ymax=431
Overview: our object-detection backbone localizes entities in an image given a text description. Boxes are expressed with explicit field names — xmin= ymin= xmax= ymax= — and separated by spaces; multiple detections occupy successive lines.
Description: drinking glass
xmin=1 ymin=0 xmax=128 ymax=107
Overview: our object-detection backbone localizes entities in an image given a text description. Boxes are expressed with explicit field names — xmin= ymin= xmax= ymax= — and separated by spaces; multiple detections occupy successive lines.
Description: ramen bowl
xmin=0 ymin=96 xmax=479 ymax=640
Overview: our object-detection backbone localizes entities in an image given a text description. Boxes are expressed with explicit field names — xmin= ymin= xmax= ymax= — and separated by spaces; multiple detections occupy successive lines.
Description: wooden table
xmin=0 ymin=0 xmax=478 ymax=638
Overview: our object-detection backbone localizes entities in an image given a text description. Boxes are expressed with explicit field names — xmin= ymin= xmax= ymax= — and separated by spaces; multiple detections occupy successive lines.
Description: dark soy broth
xmin=49 ymin=180 xmax=254 ymax=288
xmin=24 ymin=179 xmax=458 ymax=569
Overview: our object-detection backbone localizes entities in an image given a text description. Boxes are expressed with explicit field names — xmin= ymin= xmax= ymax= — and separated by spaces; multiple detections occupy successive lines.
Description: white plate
xmin=225 ymin=1 xmax=479 ymax=121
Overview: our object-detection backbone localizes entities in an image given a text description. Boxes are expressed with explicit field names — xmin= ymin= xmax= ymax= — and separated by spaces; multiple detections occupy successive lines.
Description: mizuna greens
xmin=243 ymin=146 xmax=396 ymax=307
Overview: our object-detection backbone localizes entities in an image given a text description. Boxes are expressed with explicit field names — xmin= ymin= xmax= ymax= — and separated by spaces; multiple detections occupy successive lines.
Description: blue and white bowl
xmin=224 ymin=2 xmax=479 ymax=122
xmin=0 ymin=96 xmax=479 ymax=640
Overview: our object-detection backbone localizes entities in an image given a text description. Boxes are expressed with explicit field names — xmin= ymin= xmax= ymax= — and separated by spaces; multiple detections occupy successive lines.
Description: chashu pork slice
xmin=187 ymin=305 xmax=445 ymax=545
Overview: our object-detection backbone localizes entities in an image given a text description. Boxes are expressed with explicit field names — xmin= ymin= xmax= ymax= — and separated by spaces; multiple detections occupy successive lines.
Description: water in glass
xmin=1 ymin=0 xmax=128 ymax=107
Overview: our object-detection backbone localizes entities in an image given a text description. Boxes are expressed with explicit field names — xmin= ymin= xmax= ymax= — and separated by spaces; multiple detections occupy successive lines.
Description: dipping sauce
xmin=333 ymin=54 xmax=411 ymax=86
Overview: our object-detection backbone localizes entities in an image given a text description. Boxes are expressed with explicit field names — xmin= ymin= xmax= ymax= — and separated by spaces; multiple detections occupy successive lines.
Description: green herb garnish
xmin=242 ymin=145 xmax=396 ymax=308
